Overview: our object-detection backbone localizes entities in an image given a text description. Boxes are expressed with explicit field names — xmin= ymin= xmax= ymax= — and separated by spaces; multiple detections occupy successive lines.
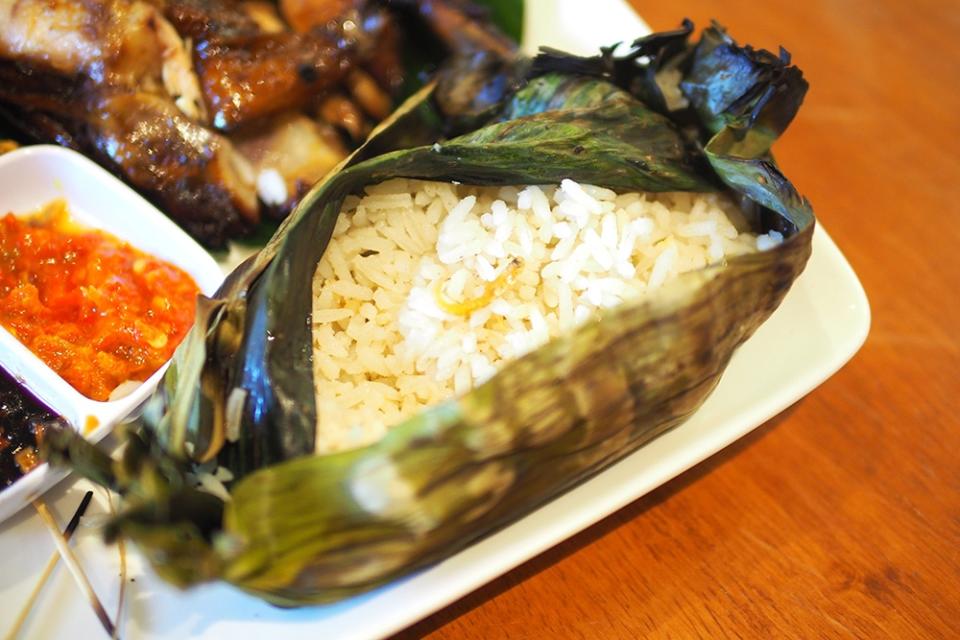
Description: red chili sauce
xmin=0 ymin=200 xmax=200 ymax=401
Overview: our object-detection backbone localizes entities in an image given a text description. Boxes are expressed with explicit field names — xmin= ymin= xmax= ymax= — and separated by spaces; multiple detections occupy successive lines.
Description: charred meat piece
xmin=281 ymin=0 xmax=400 ymax=134
xmin=0 ymin=69 xmax=257 ymax=245
xmin=316 ymin=92 xmax=370 ymax=141
xmin=162 ymin=0 xmax=354 ymax=131
xmin=281 ymin=0 xmax=405 ymax=93
xmin=344 ymin=68 xmax=392 ymax=119
xmin=194 ymin=32 xmax=351 ymax=131
xmin=355 ymin=7 xmax=406 ymax=94
xmin=159 ymin=0 xmax=263 ymax=41
xmin=89 ymin=93 xmax=258 ymax=240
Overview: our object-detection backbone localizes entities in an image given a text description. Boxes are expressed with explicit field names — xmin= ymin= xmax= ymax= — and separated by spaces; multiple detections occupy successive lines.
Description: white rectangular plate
xmin=0 ymin=4 xmax=869 ymax=639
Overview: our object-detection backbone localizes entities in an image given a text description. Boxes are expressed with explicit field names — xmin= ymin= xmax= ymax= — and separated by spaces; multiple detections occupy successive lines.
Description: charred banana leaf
xmin=47 ymin=23 xmax=814 ymax=605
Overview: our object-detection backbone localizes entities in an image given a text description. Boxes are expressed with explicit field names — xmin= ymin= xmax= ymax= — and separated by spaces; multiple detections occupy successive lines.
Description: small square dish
xmin=0 ymin=145 xmax=224 ymax=522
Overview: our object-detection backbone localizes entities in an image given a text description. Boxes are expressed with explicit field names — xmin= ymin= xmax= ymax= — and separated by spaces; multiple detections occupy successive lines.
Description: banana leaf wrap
xmin=45 ymin=23 xmax=814 ymax=605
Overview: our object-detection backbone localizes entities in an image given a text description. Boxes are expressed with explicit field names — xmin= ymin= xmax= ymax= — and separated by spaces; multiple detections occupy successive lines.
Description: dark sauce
xmin=0 ymin=367 xmax=68 ymax=487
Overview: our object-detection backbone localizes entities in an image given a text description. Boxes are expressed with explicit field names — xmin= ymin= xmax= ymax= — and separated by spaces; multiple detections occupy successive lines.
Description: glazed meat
xmin=90 ymin=93 xmax=260 ymax=239
xmin=194 ymin=32 xmax=350 ymax=130
xmin=160 ymin=0 xmax=353 ymax=131
xmin=0 ymin=0 xmax=259 ymax=244
xmin=0 ymin=0 xmax=516 ymax=245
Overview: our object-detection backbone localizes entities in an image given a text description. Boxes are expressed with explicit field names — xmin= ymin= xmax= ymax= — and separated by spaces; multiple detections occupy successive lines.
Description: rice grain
xmin=311 ymin=180 xmax=769 ymax=453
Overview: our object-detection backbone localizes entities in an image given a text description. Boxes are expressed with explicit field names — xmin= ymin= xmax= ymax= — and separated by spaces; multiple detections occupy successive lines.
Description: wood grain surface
xmin=390 ymin=1 xmax=960 ymax=637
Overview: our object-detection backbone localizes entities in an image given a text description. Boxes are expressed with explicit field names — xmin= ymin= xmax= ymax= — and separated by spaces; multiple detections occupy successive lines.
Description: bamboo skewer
xmin=104 ymin=489 xmax=127 ymax=640
xmin=32 ymin=499 xmax=116 ymax=638
xmin=5 ymin=492 xmax=93 ymax=640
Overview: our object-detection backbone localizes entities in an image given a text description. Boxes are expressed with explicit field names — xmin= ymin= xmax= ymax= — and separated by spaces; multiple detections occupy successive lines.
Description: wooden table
xmin=392 ymin=1 xmax=960 ymax=637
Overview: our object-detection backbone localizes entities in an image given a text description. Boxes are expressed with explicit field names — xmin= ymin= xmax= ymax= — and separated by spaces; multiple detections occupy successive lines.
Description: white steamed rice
xmin=311 ymin=179 xmax=782 ymax=453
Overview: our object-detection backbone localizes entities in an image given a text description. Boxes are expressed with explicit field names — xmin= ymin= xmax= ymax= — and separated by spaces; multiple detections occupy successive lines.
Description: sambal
xmin=0 ymin=200 xmax=200 ymax=401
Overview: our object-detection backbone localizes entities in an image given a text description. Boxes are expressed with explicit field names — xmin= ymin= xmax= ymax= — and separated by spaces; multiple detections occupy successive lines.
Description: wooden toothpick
xmin=32 ymin=498 xmax=116 ymax=638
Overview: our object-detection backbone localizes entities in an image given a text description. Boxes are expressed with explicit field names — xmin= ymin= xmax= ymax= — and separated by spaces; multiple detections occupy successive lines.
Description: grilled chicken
xmin=0 ymin=0 xmax=259 ymax=243
xmin=0 ymin=0 xmax=515 ymax=245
